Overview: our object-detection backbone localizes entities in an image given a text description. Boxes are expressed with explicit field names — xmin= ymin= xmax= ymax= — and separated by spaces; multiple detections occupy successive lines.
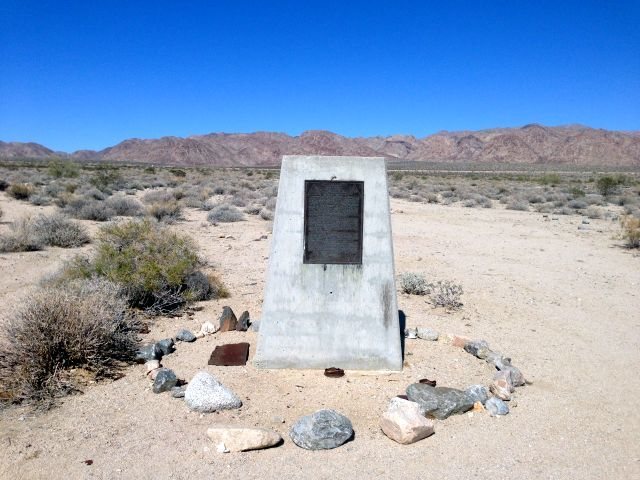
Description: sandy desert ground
xmin=0 ymin=191 xmax=639 ymax=480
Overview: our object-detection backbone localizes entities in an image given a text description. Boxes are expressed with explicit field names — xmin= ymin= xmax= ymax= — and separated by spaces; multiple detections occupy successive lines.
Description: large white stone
xmin=184 ymin=371 xmax=242 ymax=412
xmin=254 ymin=156 xmax=402 ymax=371
xmin=380 ymin=397 xmax=435 ymax=444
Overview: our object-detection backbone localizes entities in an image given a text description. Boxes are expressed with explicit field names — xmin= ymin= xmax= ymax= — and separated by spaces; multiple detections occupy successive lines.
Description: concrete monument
xmin=254 ymin=156 xmax=402 ymax=370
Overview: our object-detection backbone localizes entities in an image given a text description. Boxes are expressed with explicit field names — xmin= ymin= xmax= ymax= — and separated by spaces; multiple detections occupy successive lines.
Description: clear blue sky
xmin=1 ymin=1 xmax=639 ymax=152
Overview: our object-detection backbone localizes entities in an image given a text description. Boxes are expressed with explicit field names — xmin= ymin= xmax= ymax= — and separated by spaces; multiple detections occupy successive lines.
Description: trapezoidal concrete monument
xmin=254 ymin=155 xmax=402 ymax=371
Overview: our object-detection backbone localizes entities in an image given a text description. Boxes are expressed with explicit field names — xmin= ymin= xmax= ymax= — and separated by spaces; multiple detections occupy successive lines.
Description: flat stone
xmin=135 ymin=343 xmax=162 ymax=363
xmin=379 ymin=397 xmax=434 ymax=445
xmin=152 ymin=368 xmax=177 ymax=393
xmin=208 ymin=343 xmax=250 ymax=366
xmin=206 ymin=426 xmax=282 ymax=452
xmin=219 ymin=306 xmax=238 ymax=332
xmin=236 ymin=311 xmax=250 ymax=332
xmin=464 ymin=340 xmax=491 ymax=359
xmin=416 ymin=327 xmax=439 ymax=341
xmin=185 ymin=371 xmax=242 ymax=412
xmin=176 ymin=329 xmax=196 ymax=342
xmin=289 ymin=409 xmax=353 ymax=450
xmin=156 ymin=339 xmax=175 ymax=356
xmin=171 ymin=385 xmax=186 ymax=398
xmin=465 ymin=384 xmax=489 ymax=404
xmin=406 ymin=384 xmax=475 ymax=419
xmin=485 ymin=396 xmax=509 ymax=416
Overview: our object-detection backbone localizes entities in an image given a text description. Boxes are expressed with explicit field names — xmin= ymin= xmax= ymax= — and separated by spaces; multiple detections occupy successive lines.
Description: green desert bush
xmin=0 ymin=278 xmax=139 ymax=404
xmin=207 ymin=204 xmax=244 ymax=223
xmin=59 ymin=218 xmax=224 ymax=314
xmin=7 ymin=183 xmax=34 ymax=200
xmin=47 ymin=159 xmax=79 ymax=178
xmin=596 ymin=176 xmax=619 ymax=196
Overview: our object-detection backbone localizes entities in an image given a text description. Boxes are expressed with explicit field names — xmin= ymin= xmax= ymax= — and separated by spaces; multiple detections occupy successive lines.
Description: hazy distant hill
xmin=2 ymin=124 xmax=639 ymax=167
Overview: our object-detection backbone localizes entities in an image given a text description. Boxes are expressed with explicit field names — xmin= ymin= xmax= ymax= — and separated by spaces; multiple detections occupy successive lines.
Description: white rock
xmin=200 ymin=321 xmax=219 ymax=335
xmin=207 ymin=426 xmax=282 ymax=452
xmin=416 ymin=327 xmax=439 ymax=341
xmin=185 ymin=371 xmax=242 ymax=412
xmin=379 ymin=397 xmax=435 ymax=445
xmin=145 ymin=360 xmax=161 ymax=372
xmin=216 ymin=443 xmax=229 ymax=453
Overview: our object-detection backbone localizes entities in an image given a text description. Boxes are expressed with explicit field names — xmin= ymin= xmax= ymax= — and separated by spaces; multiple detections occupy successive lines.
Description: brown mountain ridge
xmin=2 ymin=124 xmax=639 ymax=167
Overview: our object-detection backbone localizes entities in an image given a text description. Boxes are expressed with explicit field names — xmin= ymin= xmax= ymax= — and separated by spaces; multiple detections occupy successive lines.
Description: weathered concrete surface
xmin=254 ymin=156 xmax=402 ymax=370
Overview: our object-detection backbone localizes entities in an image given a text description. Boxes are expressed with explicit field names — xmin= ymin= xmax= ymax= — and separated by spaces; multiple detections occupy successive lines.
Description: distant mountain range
xmin=2 ymin=124 xmax=639 ymax=167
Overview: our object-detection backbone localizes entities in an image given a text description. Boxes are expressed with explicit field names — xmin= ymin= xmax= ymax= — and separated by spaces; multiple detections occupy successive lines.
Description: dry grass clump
xmin=0 ymin=278 xmax=139 ymax=405
xmin=207 ymin=204 xmax=244 ymax=223
xmin=0 ymin=214 xmax=89 ymax=252
xmin=57 ymin=218 xmax=225 ymax=314
xmin=399 ymin=272 xmax=430 ymax=295
xmin=399 ymin=272 xmax=463 ymax=310
xmin=146 ymin=200 xmax=182 ymax=223
xmin=621 ymin=216 xmax=640 ymax=248
xmin=7 ymin=183 xmax=34 ymax=200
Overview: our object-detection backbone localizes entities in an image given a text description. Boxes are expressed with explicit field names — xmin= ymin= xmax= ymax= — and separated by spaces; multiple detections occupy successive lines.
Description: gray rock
xmin=185 ymin=371 xmax=242 ymax=412
xmin=176 ymin=329 xmax=196 ymax=342
xmin=490 ymin=371 xmax=514 ymax=401
xmin=485 ymin=352 xmax=512 ymax=370
xmin=136 ymin=343 xmax=162 ymax=363
xmin=171 ymin=385 xmax=186 ymax=398
xmin=485 ymin=396 xmax=509 ymax=416
xmin=157 ymin=338 xmax=175 ymax=356
xmin=152 ymin=368 xmax=177 ymax=393
xmin=289 ymin=409 xmax=353 ymax=450
xmin=249 ymin=320 xmax=260 ymax=332
xmin=502 ymin=365 xmax=526 ymax=387
xmin=406 ymin=384 xmax=475 ymax=420
xmin=464 ymin=340 xmax=491 ymax=359
xmin=465 ymin=384 xmax=489 ymax=404
xmin=236 ymin=311 xmax=250 ymax=332
xmin=404 ymin=328 xmax=418 ymax=339
xmin=416 ymin=327 xmax=439 ymax=341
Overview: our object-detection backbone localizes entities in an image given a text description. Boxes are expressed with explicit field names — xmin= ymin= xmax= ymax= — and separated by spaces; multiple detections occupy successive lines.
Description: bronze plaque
xmin=304 ymin=180 xmax=364 ymax=264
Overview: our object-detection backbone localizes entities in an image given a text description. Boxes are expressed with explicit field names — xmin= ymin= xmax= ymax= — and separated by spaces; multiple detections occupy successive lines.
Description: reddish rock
xmin=208 ymin=343 xmax=250 ymax=366
xmin=219 ymin=307 xmax=238 ymax=332
xmin=451 ymin=334 xmax=471 ymax=348
xmin=380 ymin=398 xmax=435 ymax=445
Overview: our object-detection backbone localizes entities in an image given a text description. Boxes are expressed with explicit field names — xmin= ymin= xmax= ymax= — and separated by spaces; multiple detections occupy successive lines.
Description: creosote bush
xmin=0 ymin=278 xmax=139 ymax=404
xmin=58 ymin=218 xmax=225 ymax=314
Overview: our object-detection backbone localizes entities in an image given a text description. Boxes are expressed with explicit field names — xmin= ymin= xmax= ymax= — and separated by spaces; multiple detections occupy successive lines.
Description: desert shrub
xmin=570 ymin=187 xmax=585 ymax=197
xmin=58 ymin=218 xmax=224 ymax=314
xmin=537 ymin=174 xmax=561 ymax=186
xmin=400 ymin=272 xmax=430 ymax=295
xmin=28 ymin=194 xmax=51 ymax=206
xmin=621 ymin=216 xmax=640 ymax=248
xmin=259 ymin=208 xmax=274 ymax=220
xmin=506 ymin=200 xmax=528 ymax=211
xmin=64 ymin=196 xmax=115 ymax=221
xmin=527 ymin=194 xmax=545 ymax=204
xmin=142 ymin=189 xmax=174 ymax=204
xmin=0 ymin=214 xmax=89 ymax=252
xmin=169 ymin=168 xmax=186 ymax=177
xmin=47 ymin=159 xmax=79 ymax=178
xmin=585 ymin=206 xmax=603 ymax=219
xmin=0 ymin=278 xmax=138 ymax=404
xmin=90 ymin=168 xmax=122 ymax=192
xmin=147 ymin=200 xmax=182 ymax=223
xmin=0 ymin=217 xmax=45 ymax=252
xmin=244 ymin=204 xmax=262 ymax=215
xmin=106 ymin=194 xmax=144 ymax=216
xmin=428 ymin=280 xmax=464 ymax=309
xmin=182 ymin=196 xmax=204 ymax=208
xmin=213 ymin=186 xmax=225 ymax=195
xmin=83 ymin=187 xmax=107 ymax=201
xmin=32 ymin=214 xmax=90 ymax=247
xmin=207 ymin=204 xmax=244 ymax=223
xmin=596 ymin=176 xmax=619 ymax=196
xmin=7 ymin=183 xmax=34 ymax=200
xmin=0 ymin=205 xmax=3 ymax=220
xmin=0 ymin=179 xmax=8 ymax=191
xmin=568 ymin=199 xmax=587 ymax=209
xmin=535 ymin=202 xmax=555 ymax=214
